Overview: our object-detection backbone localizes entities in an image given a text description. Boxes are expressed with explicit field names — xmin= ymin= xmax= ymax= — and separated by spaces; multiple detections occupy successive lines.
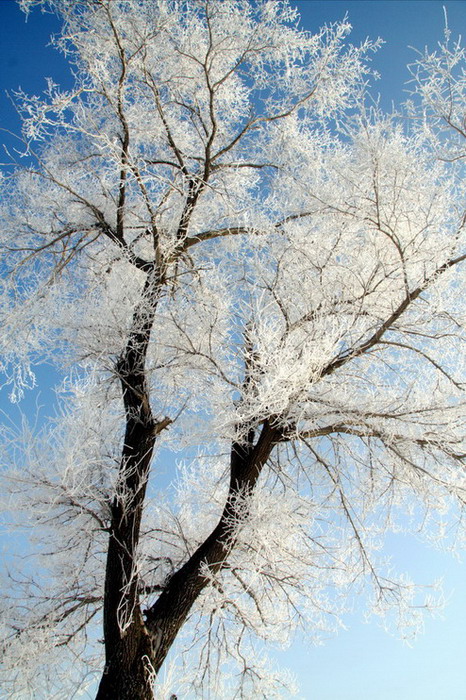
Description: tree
xmin=1 ymin=1 xmax=465 ymax=697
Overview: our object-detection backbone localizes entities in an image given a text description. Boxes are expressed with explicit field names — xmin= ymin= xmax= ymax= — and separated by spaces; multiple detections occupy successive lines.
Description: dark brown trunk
xmin=95 ymin=616 xmax=154 ymax=700
xmin=96 ymin=270 xmax=162 ymax=699
xmin=96 ymin=264 xmax=279 ymax=697
xmin=96 ymin=417 xmax=278 ymax=697
xmin=144 ymin=420 xmax=279 ymax=674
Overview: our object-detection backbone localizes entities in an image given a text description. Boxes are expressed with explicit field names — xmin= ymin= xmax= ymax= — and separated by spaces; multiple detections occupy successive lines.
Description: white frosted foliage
xmin=1 ymin=1 xmax=466 ymax=697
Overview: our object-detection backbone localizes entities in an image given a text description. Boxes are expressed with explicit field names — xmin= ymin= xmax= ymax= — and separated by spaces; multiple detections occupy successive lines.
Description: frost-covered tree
xmin=1 ymin=1 xmax=465 ymax=698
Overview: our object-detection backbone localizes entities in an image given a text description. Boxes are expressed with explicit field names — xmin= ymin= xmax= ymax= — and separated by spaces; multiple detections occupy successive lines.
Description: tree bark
xmin=96 ymin=269 xmax=163 ymax=699
xmin=96 ymin=262 xmax=280 ymax=697
xmin=96 ymin=411 xmax=278 ymax=697
xmin=95 ymin=617 xmax=155 ymax=700
xmin=144 ymin=420 xmax=279 ymax=674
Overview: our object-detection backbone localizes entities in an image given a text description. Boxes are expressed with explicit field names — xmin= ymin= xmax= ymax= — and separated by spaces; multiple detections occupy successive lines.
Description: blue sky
xmin=1 ymin=1 xmax=466 ymax=698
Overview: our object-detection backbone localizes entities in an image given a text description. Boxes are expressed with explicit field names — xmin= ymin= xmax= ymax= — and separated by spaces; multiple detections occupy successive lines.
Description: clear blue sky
xmin=1 ymin=1 xmax=466 ymax=699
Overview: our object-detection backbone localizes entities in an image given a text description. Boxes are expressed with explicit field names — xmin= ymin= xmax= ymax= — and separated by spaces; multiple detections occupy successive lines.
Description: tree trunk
xmin=96 ymin=418 xmax=278 ymax=697
xmin=96 ymin=262 xmax=280 ymax=697
xmin=144 ymin=420 xmax=279 ymax=674
xmin=95 ymin=616 xmax=155 ymax=700
xmin=96 ymin=269 xmax=162 ymax=699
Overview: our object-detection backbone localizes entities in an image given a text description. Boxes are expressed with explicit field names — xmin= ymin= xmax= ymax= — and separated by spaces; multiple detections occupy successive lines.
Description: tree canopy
xmin=1 ymin=1 xmax=465 ymax=698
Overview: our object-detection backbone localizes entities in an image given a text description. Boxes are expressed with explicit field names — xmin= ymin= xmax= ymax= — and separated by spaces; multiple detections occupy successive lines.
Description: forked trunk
xmin=96 ymin=421 xmax=279 ymax=698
